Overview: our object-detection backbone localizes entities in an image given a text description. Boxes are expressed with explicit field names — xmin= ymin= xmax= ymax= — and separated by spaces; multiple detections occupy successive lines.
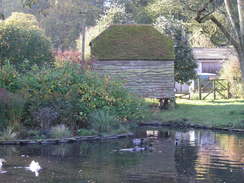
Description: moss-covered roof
xmin=90 ymin=24 xmax=175 ymax=60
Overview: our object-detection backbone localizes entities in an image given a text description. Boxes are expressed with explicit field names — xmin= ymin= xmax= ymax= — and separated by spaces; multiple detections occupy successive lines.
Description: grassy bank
xmin=146 ymin=99 xmax=244 ymax=129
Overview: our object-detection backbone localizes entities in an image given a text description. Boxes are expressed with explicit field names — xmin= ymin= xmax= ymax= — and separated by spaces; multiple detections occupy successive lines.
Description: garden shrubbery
xmin=0 ymin=12 xmax=146 ymax=138
xmin=220 ymin=56 xmax=244 ymax=98
xmin=0 ymin=13 xmax=54 ymax=71
xmin=0 ymin=62 xmax=146 ymax=136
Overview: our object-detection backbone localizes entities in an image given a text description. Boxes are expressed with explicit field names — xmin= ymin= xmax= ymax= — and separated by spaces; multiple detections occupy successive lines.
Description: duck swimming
xmin=0 ymin=159 xmax=7 ymax=174
xmin=26 ymin=160 xmax=42 ymax=177
xmin=116 ymin=143 xmax=153 ymax=152
xmin=0 ymin=159 xmax=6 ymax=168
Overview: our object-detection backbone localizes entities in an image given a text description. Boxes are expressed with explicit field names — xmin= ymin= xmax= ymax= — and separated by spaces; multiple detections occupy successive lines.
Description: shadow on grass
xmin=207 ymin=100 xmax=244 ymax=104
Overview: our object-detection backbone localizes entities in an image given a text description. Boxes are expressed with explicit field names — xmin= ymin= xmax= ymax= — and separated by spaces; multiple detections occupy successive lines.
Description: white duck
xmin=26 ymin=160 xmax=41 ymax=177
xmin=0 ymin=159 xmax=7 ymax=174
xmin=0 ymin=159 xmax=6 ymax=168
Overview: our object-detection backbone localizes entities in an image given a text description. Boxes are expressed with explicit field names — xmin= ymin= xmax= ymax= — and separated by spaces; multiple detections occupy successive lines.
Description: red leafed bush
xmin=54 ymin=50 xmax=95 ymax=70
xmin=54 ymin=50 xmax=81 ymax=64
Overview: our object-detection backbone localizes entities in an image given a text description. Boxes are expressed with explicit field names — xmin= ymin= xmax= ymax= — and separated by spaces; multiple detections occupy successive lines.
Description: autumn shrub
xmin=0 ymin=13 xmax=54 ymax=71
xmin=0 ymin=63 xmax=20 ymax=92
xmin=220 ymin=56 xmax=244 ymax=98
xmin=54 ymin=50 xmax=81 ymax=64
xmin=0 ymin=91 xmax=25 ymax=130
xmin=18 ymin=63 xmax=146 ymax=128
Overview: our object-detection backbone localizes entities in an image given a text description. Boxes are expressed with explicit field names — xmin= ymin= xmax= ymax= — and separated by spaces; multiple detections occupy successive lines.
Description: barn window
xmin=202 ymin=62 xmax=221 ymax=74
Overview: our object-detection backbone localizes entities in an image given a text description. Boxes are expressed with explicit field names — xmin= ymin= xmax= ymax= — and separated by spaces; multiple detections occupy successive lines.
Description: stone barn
xmin=90 ymin=24 xmax=175 ymax=107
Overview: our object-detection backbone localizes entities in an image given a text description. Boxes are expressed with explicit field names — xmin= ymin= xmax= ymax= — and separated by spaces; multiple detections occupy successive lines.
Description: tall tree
xmin=1 ymin=0 xmax=105 ymax=49
xmin=155 ymin=17 xmax=197 ymax=83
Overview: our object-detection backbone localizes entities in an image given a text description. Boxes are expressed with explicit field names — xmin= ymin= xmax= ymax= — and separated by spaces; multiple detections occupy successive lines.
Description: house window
xmin=202 ymin=62 xmax=221 ymax=74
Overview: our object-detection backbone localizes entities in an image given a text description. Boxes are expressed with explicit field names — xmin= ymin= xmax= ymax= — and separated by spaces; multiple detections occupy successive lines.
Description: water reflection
xmin=0 ymin=128 xmax=243 ymax=183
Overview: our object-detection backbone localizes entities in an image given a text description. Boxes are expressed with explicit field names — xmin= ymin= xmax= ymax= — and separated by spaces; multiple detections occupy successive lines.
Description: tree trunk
xmin=238 ymin=50 xmax=244 ymax=98
xmin=238 ymin=0 xmax=244 ymax=46
xmin=225 ymin=0 xmax=239 ymax=40
xmin=238 ymin=51 xmax=244 ymax=81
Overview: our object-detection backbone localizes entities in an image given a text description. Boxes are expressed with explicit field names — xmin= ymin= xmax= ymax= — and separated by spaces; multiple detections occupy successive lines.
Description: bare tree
xmin=194 ymin=0 xmax=244 ymax=81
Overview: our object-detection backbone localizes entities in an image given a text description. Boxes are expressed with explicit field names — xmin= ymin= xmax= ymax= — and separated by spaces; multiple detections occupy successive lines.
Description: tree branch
xmin=237 ymin=0 xmax=244 ymax=47
xmin=195 ymin=0 xmax=215 ymax=22
xmin=210 ymin=16 xmax=240 ymax=50
xmin=224 ymin=0 xmax=240 ymax=40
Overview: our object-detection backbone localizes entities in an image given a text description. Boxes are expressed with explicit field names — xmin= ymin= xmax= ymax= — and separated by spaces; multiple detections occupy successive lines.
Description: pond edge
xmin=139 ymin=121 xmax=244 ymax=133
xmin=0 ymin=133 xmax=134 ymax=145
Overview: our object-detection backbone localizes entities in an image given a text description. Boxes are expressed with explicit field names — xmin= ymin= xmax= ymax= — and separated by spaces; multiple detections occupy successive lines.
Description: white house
xmin=175 ymin=47 xmax=235 ymax=94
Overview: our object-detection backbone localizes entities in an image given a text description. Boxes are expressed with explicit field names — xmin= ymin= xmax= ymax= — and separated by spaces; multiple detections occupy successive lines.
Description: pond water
xmin=0 ymin=128 xmax=244 ymax=183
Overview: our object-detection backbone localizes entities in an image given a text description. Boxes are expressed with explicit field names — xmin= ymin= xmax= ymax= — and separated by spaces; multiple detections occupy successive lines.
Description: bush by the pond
xmin=49 ymin=124 xmax=72 ymax=138
xmin=0 ymin=89 xmax=25 ymax=130
xmin=0 ymin=127 xmax=17 ymax=140
xmin=220 ymin=56 xmax=244 ymax=98
xmin=1 ymin=63 xmax=146 ymax=133
xmin=89 ymin=110 xmax=121 ymax=133
xmin=0 ymin=63 xmax=20 ymax=92
xmin=77 ymin=129 xmax=97 ymax=136
xmin=0 ymin=12 xmax=54 ymax=71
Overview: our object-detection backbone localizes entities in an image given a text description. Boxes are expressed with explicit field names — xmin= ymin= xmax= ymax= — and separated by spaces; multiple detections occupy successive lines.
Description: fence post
xmin=198 ymin=78 xmax=201 ymax=100
xmin=227 ymin=82 xmax=231 ymax=99
xmin=213 ymin=80 xmax=216 ymax=100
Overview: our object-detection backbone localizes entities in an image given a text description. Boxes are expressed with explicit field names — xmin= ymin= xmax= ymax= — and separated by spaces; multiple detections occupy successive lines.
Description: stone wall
xmin=92 ymin=60 xmax=175 ymax=98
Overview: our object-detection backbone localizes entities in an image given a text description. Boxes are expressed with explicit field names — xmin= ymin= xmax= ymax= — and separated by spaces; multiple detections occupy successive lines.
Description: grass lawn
xmin=145 ymin=99 xmax=244 ymax=129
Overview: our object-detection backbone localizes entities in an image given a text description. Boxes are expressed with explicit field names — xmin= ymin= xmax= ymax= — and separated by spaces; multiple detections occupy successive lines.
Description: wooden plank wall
xmin=92 ymin=60 xmax=175 ymax=98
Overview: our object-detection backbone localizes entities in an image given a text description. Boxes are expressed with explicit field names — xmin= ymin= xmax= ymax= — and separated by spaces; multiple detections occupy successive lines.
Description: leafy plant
xmin=18 ymin=63 xmax=146 ymax=128
xmin=0 ymin=90 xmax=25 ymax=130
xmin=0 ymin=127 xmax=17 ymax=140
xmin=220 ymin=56 xmax=244 ymax=98
xmin=155 ymin=16 xmax=197 ymax=84
xmin=32 ymin=107 xmax=59 ymax=130
xmin=77 ymin=129 xmax=97 ymax=136
xmin=0 ymin=63 xmax=20 ymax=92
xmin=88 ymin=110 xmax=121 ymax=133
xmin=50 ymin=124 xmax=72 ymax=138
xmin=0 ymin=12 xmax=54 ymax=71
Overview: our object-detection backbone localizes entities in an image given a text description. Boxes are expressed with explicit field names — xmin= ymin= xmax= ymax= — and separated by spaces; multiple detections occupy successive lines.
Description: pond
xmin=0 ymin=127 xmax=244 ymax=183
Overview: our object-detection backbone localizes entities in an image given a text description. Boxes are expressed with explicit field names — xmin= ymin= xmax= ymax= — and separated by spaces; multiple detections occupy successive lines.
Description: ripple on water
xmin=0 ymin=128 xmax=244 ymax=183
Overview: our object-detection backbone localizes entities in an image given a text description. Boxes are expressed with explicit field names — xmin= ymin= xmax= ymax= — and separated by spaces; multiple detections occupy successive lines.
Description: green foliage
xmin=0 ymin=127 xmax=17 ymax=140
xmin=77 ymin=3 xmax=128 ymax=60
xmin=50 ymin=124 xmax=72 ymax=138
xmin=0 ymin=12 xmax=54 ymax=71
xmin=1 ymin=0 xmax=104 ymax=50
xmin=146 ymin=0 xmax=186 ymax=20
xmin=117 ymin=0 xmax=153 ymax=23
xmin=91 ymin=24 xmax=175 ymax=60
xmin=16 ymin=63 xmax=146 ymax=128
xmin=145 ymin=0 xmax=228 ymax=47
xmin=0 ymin=91 xmax=25 ymax=130
xmin=77 ymin=129 xmax=97 ymax=136
xmin=174 ymin=30 xmax=197 ymax=83
xmin=4 ymin=12 xmax=39 ymax=28
xmin=88 ymin=110 xmax=120 ymax=133
xmin=0 ymin=63 xmax=20 ymax=91
xmin=31 ymin=0 xmax=102 ymax=49
xmin=220 ymin=56 xmax=244 ymax=98
xmin=155 ymin=17 xmax=197 ymax=83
